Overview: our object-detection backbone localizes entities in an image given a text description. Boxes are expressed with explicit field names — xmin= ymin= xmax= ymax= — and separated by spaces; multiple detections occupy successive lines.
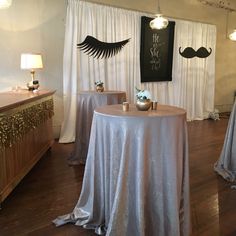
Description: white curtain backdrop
xmin=59 ymin=0 xmax=79 ymax=143
xmin=171 ymin=20 xmax=216 ymax=120
xmin=59 ymin=0 xmax=216 ymax=143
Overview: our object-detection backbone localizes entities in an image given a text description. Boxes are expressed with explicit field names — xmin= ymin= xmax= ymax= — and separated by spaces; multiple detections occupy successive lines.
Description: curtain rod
xmin=80 ymin=0 xmax=216 ymax=26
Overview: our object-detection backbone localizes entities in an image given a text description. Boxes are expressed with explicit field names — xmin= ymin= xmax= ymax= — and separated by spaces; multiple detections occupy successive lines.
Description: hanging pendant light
xmin=226 ymin=10 xmax=236 ymax=41
xmin=0 ymin=0 xmax=12 ymax=9
xmin=150 ymin=0 xmax=169 ymax=30
xmin=150 ymin=14 xmax=169 ymax=30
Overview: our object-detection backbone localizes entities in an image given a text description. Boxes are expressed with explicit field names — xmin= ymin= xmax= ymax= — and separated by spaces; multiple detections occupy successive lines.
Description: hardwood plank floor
xmin=0 ymin=116 xmax=235 ymax=236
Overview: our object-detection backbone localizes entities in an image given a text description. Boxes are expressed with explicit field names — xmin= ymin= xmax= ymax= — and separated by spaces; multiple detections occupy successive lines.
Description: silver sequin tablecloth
xmin=68 ymin=91 xmax=126 ymax=165
xmin=54 ymin=104 xmax=191 ymax=236
xmin=214 ymin=101 xmax=236 ymax=182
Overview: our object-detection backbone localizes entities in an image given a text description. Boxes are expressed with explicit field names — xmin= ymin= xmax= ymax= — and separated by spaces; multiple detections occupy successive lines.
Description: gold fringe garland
xmin=0 ymin=98 xmax=54 ymax=149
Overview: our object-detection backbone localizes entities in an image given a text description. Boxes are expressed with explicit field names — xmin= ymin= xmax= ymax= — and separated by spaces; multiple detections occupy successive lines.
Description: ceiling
xmin=197 ymin=0 xmax=236 ymax=11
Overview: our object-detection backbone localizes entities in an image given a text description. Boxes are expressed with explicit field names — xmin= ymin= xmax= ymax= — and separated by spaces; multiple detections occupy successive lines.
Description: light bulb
xmin=0 ymin=0 xmax=12 ymax=9
xmin=229 ymin=29 xmax=236 ymax=41
xmin=149 ymin=14 xmax=169 ymax=30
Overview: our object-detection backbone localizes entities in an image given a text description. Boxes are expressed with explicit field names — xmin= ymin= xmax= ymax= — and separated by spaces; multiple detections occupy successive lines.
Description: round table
xmin=69 ymin=91 xmax=126 ymax=164
xmin=55 ymin=104 xmax=191 ymax=236
xmin=214 ymin=101 xmax=236 ymax=182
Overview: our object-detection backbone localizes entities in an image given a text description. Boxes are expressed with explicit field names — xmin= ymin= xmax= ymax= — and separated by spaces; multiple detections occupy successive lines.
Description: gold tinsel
xmin=0 ymin=98 xmax=54 ymax=149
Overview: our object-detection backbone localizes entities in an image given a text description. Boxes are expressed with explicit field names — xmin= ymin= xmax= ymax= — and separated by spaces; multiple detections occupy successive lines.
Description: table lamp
xmin=21 ymin=53 xmax=43 ymax=91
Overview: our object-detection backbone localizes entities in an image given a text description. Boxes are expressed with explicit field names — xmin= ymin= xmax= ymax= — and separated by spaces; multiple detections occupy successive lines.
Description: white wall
xmin=0 ymin=0 xmax=66 ymax=138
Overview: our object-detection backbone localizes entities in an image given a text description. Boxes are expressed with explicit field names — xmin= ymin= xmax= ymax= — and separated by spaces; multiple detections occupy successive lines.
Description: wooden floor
xmin=0 ymin=116 xmax=236 ymax=236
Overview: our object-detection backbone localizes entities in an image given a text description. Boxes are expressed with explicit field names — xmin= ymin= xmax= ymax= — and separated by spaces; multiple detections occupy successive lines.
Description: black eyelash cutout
xmin=77 ymin=35 xmax=130 ymax=59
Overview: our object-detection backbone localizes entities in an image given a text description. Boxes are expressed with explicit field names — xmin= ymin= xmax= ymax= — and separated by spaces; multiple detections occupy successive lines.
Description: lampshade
xmin=150 ymin=14 xmax=169 ymax=30
xmin=21 ymin=53 xmax=43 ymax=70
xmin=0 ymin=0 xmax=12 ymax=9
xmin=229 ymin=29 xmax=236 ymax=41
xmin=21 ymin=53 xmax=43 ymax=91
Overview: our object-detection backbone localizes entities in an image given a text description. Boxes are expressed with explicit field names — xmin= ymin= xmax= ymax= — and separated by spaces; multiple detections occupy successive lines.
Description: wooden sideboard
xmin=0 ymin=90 xmax=55 ymax=206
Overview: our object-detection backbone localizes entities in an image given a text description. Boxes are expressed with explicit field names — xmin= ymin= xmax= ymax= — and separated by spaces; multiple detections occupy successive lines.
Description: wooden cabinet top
xmin=0 ymin=89 xmax=56 ymax=113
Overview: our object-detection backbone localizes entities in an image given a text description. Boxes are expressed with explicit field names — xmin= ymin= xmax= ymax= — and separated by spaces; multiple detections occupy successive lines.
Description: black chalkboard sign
xmin=140 ymin=16 xmax=175 ymax=82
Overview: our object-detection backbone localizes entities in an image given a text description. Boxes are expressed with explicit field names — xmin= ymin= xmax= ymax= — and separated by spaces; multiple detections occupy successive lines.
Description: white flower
xmin=135 ymin=87 xmax=152 ymax=100
xmin=94 ymin=80 xmax=104 ymax=86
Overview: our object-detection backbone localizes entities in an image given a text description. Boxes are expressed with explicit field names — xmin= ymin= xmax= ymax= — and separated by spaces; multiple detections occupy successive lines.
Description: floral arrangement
xmin=94 ymin=80 xmax=104 ymax=86
xmin=135 ymin=87 xmax=152 ymax=100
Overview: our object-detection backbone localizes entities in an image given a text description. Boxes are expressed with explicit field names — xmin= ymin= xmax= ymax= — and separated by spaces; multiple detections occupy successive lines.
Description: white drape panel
xmin=59 ymin=0 xmax=79 ymax=143
xmin=59 ymin=0 xmax=216 ymax=142
xmin=171 ymin=20 xmax=216 ymax=120
xmin=77 ymin=2 xmax=140 ymax=100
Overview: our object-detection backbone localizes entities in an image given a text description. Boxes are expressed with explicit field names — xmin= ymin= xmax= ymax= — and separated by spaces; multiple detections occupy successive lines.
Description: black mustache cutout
xmin=77 ymin=35 xmax=130 ymax=59
xmin=179 ymin=47 xmax=212 ymax=59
